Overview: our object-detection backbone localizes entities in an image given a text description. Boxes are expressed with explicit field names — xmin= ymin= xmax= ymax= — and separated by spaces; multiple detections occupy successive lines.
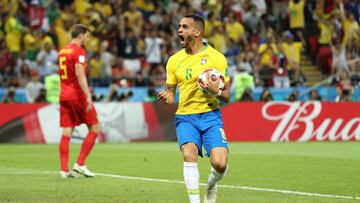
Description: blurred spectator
xmin=309 ymin=89 xmax=322 ymax=101
xmin=105 ymin=83 xmax=133 ymax=102
xmin=287 ymin=90 xmax=299 ymax=101
xmin=134 ymin=71 xmax=150 ymax=87
xmin=252 ymin=0 xmax=267 ymax=14
xmin=35 ymin=88 xmax=47 ymax=103
xmin=23 ymin=28 xmax=38 ymax=61
xmin=282 ymin=31 xmax=302 ymax=71
xmin=15 ymin=50 xmax=36 ymax=74
xmin=112 ymin=57 xmax=131 ymax=80
xmin=290 ymin=64 xmax=307 ymax=86
xmin=208 ymin=23 xmax=227 ymax=53
xmin=237 ymin=53 xmax=253 ymax=74
xmin=288 ymin=0 xmax=305 ymax=44
xmin=91 ymin=87 xmax=104 ymax=102
xmin=204 ymin=12 xmax=221 ymax=38
xmin=18 ymin=63 xmax=32 ymax=87
xmin=25 ymin=70 xmax=43 ymax=103
xmin=0 ymin=40 xmax=11 ymax=73
xmin=336 ymin=70 xmax=353 ymax=101
xmin=4 ymin=12 xmax=23 ymax=55
xmin=232 ymin=65 xmax=254 ymax=101
xmin=244 ymin=5 xmax=262 ymax=41
xmin=99 ymin=41 xmax=114 ymax=84
xmin=124 ymin=2 xmax=143 ymax=37
xmin=149 ymin=64 xmax=166 ymax=87
xmin=144 ymin=86 xmax=157 ymax=103
xmin=44 ymin=70 xmax=60 ymax=103
xmin=239 ymin=88 xmax=254 ymax=102
xmin=259 ymin=88 xmax=273 ymax=102
xmin=89 ymin=52 xmax=103 ymax=86
xmin=118 ymin=27 xmax=141 ymax=76
xmin=36 ymin=42 xmax=58 ymax=77
xmin=93 ymin=0 xmax=113 ymax=18
xmin=2 ymin=86 xmax=17 ymax=103
xmin=273 ymin=42 xmax=290 ymax=88
xmin=149 ymin=7 xmax=164 ymax=28
xmin=258 ymin=34 xmax=277 ymax=86
xmin=225 ymin=12 xmax=245 ymax=44
xmin=21 ymin=0 xmax=46 ymax=30
xmin=330 ymin=34 xmax=348 ymax=73
xmin=145 ymin=29 xmax=164 ymax=72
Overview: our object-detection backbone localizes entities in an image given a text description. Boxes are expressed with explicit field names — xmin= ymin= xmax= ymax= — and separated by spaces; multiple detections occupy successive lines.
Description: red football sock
xmin=77 ymin=131 xmax=97 ymax=166
xmin=59 ymin=135 xmax=70 ymax=172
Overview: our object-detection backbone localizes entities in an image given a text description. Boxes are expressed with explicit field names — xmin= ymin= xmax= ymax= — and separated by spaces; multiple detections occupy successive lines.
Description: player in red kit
xmin=58 ymin=24 xmax=100 ymax=178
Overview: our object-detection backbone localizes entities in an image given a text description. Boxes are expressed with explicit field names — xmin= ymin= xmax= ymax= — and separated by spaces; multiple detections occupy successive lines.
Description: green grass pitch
xmin=0 ymin=142 xmax=359 ymax=202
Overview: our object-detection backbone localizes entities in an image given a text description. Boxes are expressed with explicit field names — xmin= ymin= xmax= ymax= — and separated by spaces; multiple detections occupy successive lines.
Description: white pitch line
xmin=96 ymin=172 xmax=360 ymax=201
xmin=1 ymin=170 xmax=359 ymax=201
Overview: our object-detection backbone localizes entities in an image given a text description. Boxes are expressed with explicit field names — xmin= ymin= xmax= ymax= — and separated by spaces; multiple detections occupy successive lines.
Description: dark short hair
xmin=71 ymin=24 xmax=89 ymax=38
xmin=184 ymin=14 xmax=205 ymax=31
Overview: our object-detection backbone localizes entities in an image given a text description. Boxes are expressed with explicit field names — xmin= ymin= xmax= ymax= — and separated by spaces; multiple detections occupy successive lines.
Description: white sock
xmin=183 ymin=162 xmax=200 ymax=203
xmin=207 ymin=165 xmax=228 ymax=187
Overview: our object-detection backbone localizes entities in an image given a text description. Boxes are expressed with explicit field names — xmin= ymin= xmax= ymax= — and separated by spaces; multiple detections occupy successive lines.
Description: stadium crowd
xmin=0 ymin=0 xmax=359 ymax=103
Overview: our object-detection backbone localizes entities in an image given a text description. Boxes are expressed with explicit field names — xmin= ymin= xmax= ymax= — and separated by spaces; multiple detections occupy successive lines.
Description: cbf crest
xmin=200 ymin=58 xmax=207 ymax=65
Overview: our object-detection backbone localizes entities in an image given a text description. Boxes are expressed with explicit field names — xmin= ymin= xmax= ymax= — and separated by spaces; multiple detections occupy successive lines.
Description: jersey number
xmin=186 ymin=68 xmax=192 ymax=80
xmin=59 ymin=57 xmax=67 ymax=80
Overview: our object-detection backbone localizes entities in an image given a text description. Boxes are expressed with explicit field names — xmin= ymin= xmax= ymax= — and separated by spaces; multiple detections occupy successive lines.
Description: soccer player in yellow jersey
xmin=157 ymin=14 xmax=230 ymax=203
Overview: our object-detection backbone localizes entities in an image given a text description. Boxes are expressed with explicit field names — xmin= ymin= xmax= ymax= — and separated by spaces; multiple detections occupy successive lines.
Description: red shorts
xmin=60 ymin=100 xmax=99 ymax=127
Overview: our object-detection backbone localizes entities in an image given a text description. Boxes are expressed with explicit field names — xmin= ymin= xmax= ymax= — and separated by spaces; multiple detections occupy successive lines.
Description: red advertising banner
xmin=222 ymin=102 xmax=360 ymax=142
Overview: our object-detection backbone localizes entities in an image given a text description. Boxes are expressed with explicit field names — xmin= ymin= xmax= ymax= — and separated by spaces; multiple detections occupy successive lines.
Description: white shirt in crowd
xmin=36 ymin=49 xmax=58 ymax=77
xmin=25 ymin=80 xmax=44 ymax=103
xmin=145 ymin=37 xmax=163 ymax=64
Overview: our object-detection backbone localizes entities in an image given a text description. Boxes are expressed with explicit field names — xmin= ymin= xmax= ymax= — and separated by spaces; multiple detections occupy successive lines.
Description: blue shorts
xmin=174 ymin=109 xmax=228 ymax=157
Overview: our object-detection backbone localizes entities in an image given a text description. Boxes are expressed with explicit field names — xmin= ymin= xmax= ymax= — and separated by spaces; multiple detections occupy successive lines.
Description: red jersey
xmin=58 ymin=43 xmax=87 ymax=101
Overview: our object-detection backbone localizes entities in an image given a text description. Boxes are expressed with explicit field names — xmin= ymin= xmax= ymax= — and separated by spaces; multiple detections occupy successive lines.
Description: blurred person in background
xmin=44 ymin=69 xmax=60 ymax=103
xmin=309 ymin=89 xmax=322 ymax=101
xmin=117 ymin=27 xmax=141 ymax=76
xmin=282 ymin=31 xmax=302 ymax=73
xmin=144 ymin=86 xmax=157 ymax=103
xmin=123 ymin=2 xmax=143 ymax=37
xmin=290 ymin=64 xmax=306 ymax=87
xmin=273 ymin=42 xmax=290 ymax=88
xmin=0 ymin=40 xmax=11 ymax=73
xmin=99 ymin=41 xmax=115 ymax=86
xmin=259 ymin=88 xmax=273 ymax=102
xmin=232 ymin=65 xmax=254 ymax=101
xmin=2 ymin=86 xmax=17 ymax=103
xmin=258 ymin=34 xmax=277 ymax=86
xmin=288 ymin=0 xmax=306 ymax=45
xmin=36 ymin=42 xmax=58 ymax=77
xmin=149 ymin=7 xmax=164 ymax=28
xmin=287 ymin=90 xmax=299 ymax=101
xmin=25 ymin=70 xmax=43 ymax=103
xmin=336 ymin=70 xmax=353 ymax=101
xmin=225 ymin=12 xmax=245 ymax=44
xmin=4 ymin=12 xmax=23 ymax=58
xmin=89 ymin=51 xmax=103 ymax=87
xmin=145 ymin=29 xmax=164 ymax=74
xmin=243 ymin=4 xmax=262 ymax=42
xmin=35 ymin=88 xmax=47 ymax=103
xmin=18 ymin=63 xmax=32 ymax=87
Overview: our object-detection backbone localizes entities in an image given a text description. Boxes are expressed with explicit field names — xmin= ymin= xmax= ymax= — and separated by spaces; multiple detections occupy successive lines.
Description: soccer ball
xmin=198 ymin=68 xmax=225 ymax=95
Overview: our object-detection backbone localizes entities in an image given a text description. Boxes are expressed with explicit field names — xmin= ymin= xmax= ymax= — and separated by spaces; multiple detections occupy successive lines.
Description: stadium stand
xmin=0 ymin=0 xmax=359 ymax=102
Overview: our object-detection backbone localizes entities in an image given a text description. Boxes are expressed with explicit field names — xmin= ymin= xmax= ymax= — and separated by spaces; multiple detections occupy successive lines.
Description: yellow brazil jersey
xmin=289 ymin=0 xmax=305 ymax=29
xmin=166 ymin=43 xmax=230 ymax=115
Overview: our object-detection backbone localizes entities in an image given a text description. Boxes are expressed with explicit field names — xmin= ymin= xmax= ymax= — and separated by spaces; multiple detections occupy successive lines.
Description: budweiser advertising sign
xmin=222 ymin=102 xmax=360 ymax=142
